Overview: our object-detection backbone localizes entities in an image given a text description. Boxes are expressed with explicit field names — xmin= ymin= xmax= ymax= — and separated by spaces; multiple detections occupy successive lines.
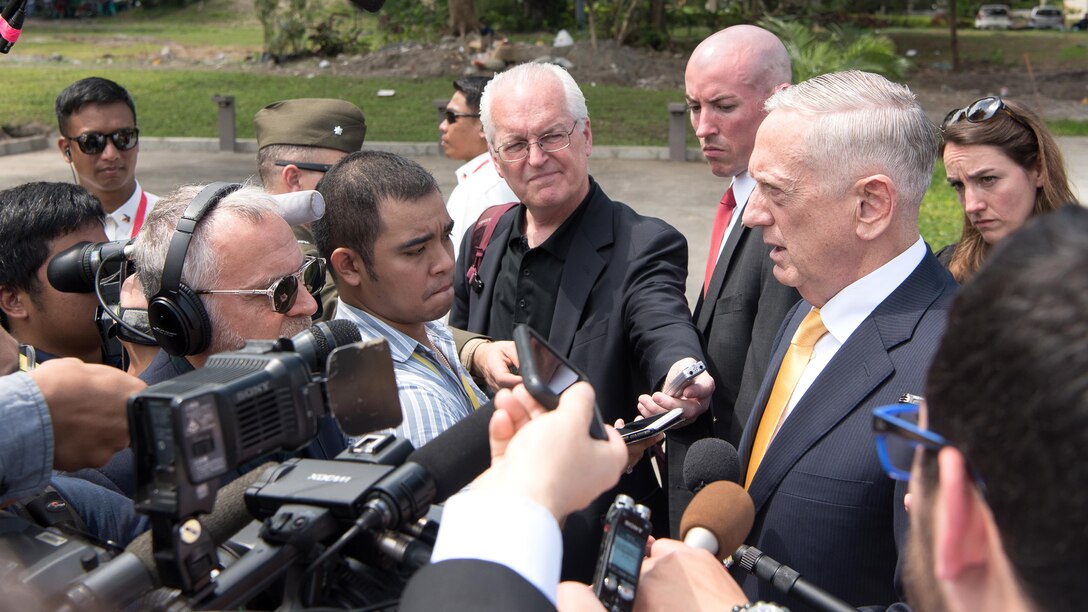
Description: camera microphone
xmin=734 ymin=545 xmax=856 ymax=612
xmin=276 ymin=319 xmax=361 ymax=375
xmin=47 ymin=239 xmax=133 ymax=293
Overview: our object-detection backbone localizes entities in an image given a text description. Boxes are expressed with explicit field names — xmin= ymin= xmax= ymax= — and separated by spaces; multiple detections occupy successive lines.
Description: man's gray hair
xmin=479 ymin=63 xmax=589 ymax=146
xmin=764 ymin=70 xmax=938 ymax=207
xmin=132 ymin=184 xmax=279 ymax=300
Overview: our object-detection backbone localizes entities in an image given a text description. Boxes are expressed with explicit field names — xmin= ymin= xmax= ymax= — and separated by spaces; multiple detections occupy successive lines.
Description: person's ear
xmin=282 ymin=164 xmax=304 ymax=192
xmin=330 ymin=247 xmax=366 ymax=288
xmin=57 ymin=137 xmax=72 ymax=160
xmin=854 ymin=174 xmax=896 ymax=241
xmin=0 ymin=286 xmax=29 ymax=323
xmin=933 ymin=447 xmax=990 ymax=581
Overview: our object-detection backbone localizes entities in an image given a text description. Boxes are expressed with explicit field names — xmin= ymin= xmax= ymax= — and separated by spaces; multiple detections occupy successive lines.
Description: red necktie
xmin=703 ymin=187 xmax=737 ymax=295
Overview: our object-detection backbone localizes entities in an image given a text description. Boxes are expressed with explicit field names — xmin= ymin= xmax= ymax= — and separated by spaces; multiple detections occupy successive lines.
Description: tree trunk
xmin=448 ymin=0 xmax=478 ymax=38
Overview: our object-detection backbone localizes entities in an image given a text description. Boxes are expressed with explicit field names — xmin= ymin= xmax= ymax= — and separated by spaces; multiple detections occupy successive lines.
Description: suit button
xmin=518 ymin=299 xmax=526 ymax=308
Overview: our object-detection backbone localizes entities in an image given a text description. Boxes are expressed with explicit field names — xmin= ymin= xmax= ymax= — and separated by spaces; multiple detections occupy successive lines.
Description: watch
xmin=732 ymin=602 xmax=790 ymax=612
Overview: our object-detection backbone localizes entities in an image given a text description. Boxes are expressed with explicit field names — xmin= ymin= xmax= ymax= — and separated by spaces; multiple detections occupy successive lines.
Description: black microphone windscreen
xmin=290 ymin=320 xmax=361 ymax=374
xmin=405 ymin=401 xmax=494 ymax=503
xmin=683 ymin=438 xmax=741 ymax=492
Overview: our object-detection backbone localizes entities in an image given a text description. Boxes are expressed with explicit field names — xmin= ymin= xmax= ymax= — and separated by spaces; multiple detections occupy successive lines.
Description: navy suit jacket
xmin=450 ymin=179 xmax=706 ymax=580
xmin=737 ymin=250 xmax=957 ymax=609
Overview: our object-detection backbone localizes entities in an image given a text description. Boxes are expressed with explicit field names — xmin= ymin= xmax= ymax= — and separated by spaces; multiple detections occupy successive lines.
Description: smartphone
xmin=661 ymin=360 xmax=706 ymax=397
xmin=617 ymin=408 xmax=686 ymax=444
xmin=513 ymin=324 xmax=609 ymax=440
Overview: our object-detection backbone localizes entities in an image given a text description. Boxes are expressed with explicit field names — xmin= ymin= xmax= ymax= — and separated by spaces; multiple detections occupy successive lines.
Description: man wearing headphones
xmin=131 ymin=183 xmax=319 ymax=379
xmin=70 ymin=183 xmax=334 ymax=501
xmin=55 ymin=77 xmax=159 ymax=241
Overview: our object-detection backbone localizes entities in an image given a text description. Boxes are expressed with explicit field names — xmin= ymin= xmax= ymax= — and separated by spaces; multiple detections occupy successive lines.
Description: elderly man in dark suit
xmin=736 ymin=70 xmax=958 ymax=609
xmin=449 ymin=62 xmax=712 ymax=581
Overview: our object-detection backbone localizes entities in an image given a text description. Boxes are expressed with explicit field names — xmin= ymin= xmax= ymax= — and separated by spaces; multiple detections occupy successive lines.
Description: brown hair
xmin=939 ymin=98 xmax=1075 ymax=282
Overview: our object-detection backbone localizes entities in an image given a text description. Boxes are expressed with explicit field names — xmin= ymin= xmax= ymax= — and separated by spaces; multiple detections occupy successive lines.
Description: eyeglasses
xmin=275 ymin=161 xmax=334 ymax=173
xmin=64 ymin=128 xmax=140 ymax=155
xmin=197 ymin=256 xmax=325 ymax=314
xmin=871 ymin=403 xmax=988 ymax=495
xmin=494 ymin=121 xmax=579 ymax=163
xmin=941 ymin=96 xmax=1028 ymax=132
xmin=444 ymin=110 xmax=481 ymax=125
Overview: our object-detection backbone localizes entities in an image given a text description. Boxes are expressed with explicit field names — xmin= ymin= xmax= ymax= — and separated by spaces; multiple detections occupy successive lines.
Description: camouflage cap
xmin=255 ymin=98 xmax=367 ymax=153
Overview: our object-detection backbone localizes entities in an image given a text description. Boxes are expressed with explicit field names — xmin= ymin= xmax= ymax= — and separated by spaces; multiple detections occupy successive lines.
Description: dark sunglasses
xmin=65 ymin=128 xmax=140 ymax=155
xmin=197 ymin=256 xmax=326 ymax=314
xmin=941 ymin=96 xmax=1028 ymax=132
xmin=275 ymin=160 xmax=334 ymax=173
xmin=444 ymin=110 xmax=480 ymax=125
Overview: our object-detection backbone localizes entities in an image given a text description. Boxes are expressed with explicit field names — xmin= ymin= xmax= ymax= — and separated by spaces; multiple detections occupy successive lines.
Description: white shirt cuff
xmin=431 ymin=488 xmax=563 ymax=605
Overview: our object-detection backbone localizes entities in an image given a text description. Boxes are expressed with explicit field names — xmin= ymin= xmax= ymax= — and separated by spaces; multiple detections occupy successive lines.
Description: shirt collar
xmin=455 ymin=152 xmax=493 ymax=184
xmin=731 ymin=171 xmax=756 ymax=212
xmin=508 ymin=178 xmax=596 ymax=257
xmin=820 ymin=237 xmax=927 ymax=345
xmin=336 ymin=300 xmax=454 ymax=365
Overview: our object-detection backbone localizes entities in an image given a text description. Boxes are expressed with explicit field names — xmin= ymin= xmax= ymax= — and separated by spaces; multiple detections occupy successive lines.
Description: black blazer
xmin=450 ymin=179 xmax=706 ymax=580
xmin=400 ymin=559 xmax=556 ymax=611
xmin=737 ymin=250 xmax=957 ymax=609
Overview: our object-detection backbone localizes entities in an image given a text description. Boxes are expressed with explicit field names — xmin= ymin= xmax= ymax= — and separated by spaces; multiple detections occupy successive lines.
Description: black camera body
xmin=129 ymin=340 xmax=324 ymax=520
xmin=592 ymin=494 xmax=653 ymax=612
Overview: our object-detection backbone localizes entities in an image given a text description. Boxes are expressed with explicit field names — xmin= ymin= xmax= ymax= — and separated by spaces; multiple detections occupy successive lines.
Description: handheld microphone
xmin=0 ymin=0 xmax=25 ymax=54
xmin=270 ymin=190 xmax=324 ymax=227
xmin=678 ymin=481 xmax=754 ymax=560
xmin=47 ymin=239 xmax=134 ymax=293
xmin=683 ymin=438 xmax=741 ymax=492
xmin=734 ymin=545 xmax=856 ymax=612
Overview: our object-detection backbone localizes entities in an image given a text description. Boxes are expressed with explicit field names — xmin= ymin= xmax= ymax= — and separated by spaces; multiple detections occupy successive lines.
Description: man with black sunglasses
xmin=439 ymin=76 xmax=517 ymax=259
xmin=55 ymin=77 xmax=159 ymax=241
xmin=254 ymin=97 xmax=367 ymax=322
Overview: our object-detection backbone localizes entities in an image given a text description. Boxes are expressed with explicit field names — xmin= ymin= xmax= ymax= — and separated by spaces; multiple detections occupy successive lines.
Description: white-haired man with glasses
xmin=449 ymin=62 xmax=714 ymax=582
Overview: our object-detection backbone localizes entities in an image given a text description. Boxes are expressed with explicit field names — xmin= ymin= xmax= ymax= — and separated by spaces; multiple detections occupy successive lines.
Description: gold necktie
xmin=745 ymin=308 xmax=827 ymax=489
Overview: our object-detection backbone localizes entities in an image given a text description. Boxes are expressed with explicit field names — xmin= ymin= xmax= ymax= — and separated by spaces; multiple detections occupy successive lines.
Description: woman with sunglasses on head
xmin=937 ymin=96 xmax=1076 ymax=282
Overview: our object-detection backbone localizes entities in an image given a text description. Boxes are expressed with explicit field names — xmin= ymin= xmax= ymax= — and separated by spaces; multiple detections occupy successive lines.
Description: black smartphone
xmin=617 ymin=408 xmax=687 ymax=444
xmin=513 ymin=324 xmax=609 ymax=440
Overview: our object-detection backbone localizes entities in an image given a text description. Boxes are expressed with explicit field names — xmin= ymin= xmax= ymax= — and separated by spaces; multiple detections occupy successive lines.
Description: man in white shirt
xmin=439 ymin=76 xmax=518 ymax=259
xmin=55 ymin=77 xmax=158 ymax=241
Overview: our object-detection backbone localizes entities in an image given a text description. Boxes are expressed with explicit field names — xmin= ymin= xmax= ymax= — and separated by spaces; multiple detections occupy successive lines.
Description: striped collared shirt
xmin=335 ymin=300 xmax=485 ymax=449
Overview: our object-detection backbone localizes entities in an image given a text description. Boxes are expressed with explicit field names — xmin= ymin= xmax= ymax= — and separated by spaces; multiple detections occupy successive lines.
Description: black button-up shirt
xmin=487 ymin=182 xmax=595 ymax=341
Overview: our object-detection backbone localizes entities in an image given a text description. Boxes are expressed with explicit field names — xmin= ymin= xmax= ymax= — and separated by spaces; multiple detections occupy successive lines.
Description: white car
xmin=1029 ymin=6 xmax=1065 ymax=30
xmin=975 ymin=4 xmax=1012 ymax=29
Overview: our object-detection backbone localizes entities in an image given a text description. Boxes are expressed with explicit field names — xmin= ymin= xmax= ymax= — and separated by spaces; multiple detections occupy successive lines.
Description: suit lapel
xmin=549 ymin=187 xmax=613 ymax=356
xmin=741 ymin=253 xmax=951 ymax=511
xmin=695 ymin=221 xmax=750 ymax=330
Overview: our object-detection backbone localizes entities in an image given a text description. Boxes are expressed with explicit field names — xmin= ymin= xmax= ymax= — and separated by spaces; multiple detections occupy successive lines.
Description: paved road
xmin=2 ymin=139 xmax=1085 ymax=305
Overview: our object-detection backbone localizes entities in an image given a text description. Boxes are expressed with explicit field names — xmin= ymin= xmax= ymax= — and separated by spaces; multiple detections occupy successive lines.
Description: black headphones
xmin=147 ymin=182 xmax=242 ymax=356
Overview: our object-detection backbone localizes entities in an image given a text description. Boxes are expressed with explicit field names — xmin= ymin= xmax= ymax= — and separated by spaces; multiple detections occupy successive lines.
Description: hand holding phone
xmin=661 ymin=360 xmax=706 ymax=397
xmin=617 ymin=408 xmax=686 ymax=444
xmin=513 ymin=324 xmax=609 ymax=440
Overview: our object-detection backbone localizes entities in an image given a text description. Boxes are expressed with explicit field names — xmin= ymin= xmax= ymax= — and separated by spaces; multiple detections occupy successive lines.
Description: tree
xmin=449 ymin=0 xmax=478 ymax=38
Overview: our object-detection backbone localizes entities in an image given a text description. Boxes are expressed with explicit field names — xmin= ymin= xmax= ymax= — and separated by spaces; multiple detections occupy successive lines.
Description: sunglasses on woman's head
xmin=941 ymin=97 xmax=1028 ymax=132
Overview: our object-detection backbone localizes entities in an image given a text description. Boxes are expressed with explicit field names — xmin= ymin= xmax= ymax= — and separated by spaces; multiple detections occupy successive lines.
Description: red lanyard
xmin=129 ymin=191 xmax=148 ymax=238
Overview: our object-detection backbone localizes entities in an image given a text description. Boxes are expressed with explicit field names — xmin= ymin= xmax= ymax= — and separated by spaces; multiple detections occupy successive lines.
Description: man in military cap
xmin=255 ymin=98 xmax=367 ymax=320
